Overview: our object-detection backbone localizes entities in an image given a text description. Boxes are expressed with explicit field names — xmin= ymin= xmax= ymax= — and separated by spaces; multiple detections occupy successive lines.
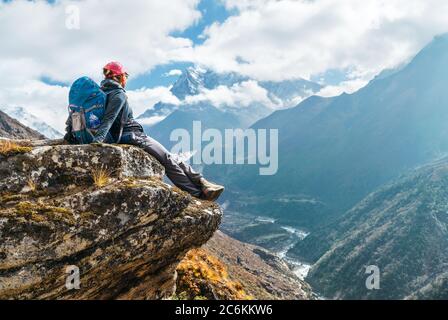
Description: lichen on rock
xmin=0 ymin=140 xmax=222 ymax=300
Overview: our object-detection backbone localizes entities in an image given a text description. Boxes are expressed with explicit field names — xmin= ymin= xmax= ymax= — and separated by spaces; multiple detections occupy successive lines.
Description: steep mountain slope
xmin=0 ymin=110 xmax=45 ymax=140
xmin=176 ymin=231 xmax=314 ymax=300
xmin=203 ymin=231 xmax=314 ymax=299
xmin=212 ymin=34 xmax=448 ymax=229
xmin=304 ymin=157 xmax=448 ymax=300
xmin=0 ymin=107 xmax=62 ymax=139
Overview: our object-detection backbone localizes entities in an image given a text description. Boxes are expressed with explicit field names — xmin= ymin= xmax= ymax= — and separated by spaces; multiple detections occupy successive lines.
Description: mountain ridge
xmin=303 ymin=156 xmax=448 ymax=299
xmin=210 ymin=34 xmax=448 ymax=230
xmin=0 ymin=110 xmax=46 ymax=140
xmin=0 ymin=106 xmax=62 ymax=139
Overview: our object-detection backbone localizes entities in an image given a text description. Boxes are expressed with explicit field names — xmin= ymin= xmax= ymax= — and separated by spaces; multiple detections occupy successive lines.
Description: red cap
xmin=103 ymin=61 xmax=128 ymax=78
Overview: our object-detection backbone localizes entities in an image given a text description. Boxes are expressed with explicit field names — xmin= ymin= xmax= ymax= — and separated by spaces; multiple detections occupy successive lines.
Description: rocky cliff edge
xmin=0 ymin=139 xmax=222 ymax=299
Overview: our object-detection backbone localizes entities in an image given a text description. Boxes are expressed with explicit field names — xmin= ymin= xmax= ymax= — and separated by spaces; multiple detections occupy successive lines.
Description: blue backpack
xmin=68 ymin=77 xmax=107 ymax=144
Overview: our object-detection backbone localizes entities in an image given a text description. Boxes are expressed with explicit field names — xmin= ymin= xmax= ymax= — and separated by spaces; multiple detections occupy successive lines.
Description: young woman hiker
xmin=64 ymin=61 xmax=224 ymax=201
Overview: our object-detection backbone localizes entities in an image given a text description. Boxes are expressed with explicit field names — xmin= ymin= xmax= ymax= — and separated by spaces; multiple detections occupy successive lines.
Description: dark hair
xmin=103 ymin=69 xmax=123 ymax=83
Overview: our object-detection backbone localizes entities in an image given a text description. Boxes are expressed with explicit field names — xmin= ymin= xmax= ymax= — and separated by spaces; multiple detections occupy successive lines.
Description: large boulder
xmin=0 ymin=143 xmax=164 ymax=194
xmin=0 ymin=140 xmax=222 ymax=300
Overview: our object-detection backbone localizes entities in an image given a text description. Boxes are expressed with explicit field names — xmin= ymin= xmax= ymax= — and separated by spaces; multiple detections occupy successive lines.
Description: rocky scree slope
xmin=0 ymin=111 xmax=46 ymax=140
xmin=175 ymin=230 xmax=315 ymax=300
xmin=0 ymin=140 xmax=222 ymax=299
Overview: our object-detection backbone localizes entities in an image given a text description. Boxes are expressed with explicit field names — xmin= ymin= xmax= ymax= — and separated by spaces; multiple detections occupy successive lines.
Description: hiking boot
xmin=199 ymin=178 xmax=225 ymax=202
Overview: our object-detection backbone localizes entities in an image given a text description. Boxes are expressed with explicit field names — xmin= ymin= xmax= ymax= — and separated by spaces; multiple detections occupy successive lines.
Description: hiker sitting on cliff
xmin=64 ymin=61 xmax=224 ymax=201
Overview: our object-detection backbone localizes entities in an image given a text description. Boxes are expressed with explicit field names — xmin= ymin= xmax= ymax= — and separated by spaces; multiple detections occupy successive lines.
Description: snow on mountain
xmin=0 ymin=106 xmax=63 ymax=139
xmin=259 ymin=79 xmax=323 ymax=108
xmin=137 ymin=66 xmax=323 ymax=127
xmin=170 ymin=66 xmax=207 ymax=100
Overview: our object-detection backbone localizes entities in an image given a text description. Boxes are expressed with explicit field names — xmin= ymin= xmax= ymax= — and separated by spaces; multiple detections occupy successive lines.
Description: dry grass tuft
xmin=176 ymin=248 xmax=252 ymax=300
xmin=0 ymin=140 xmax=32 ymax=156
xmin=27 ymin=178 xmax=37 ymax=192
xmin=91 ymin=166 xmax=111 ymax=188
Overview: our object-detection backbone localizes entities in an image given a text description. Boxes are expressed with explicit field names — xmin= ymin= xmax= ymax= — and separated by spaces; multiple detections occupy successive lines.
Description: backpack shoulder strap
xmin=104 ymin=88 xmax=128 ymax=143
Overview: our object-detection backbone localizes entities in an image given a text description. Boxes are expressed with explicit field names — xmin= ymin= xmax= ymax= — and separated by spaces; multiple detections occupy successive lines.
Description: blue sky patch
xmin=126 ymin=61 xmax=194 ymax=90
xmin=170 ymin=0 xmax=236 ymax=46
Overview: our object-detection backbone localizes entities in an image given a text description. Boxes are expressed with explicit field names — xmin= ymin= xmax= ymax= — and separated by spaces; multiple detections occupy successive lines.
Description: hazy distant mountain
xmin=301 ymin=157 xmax=448 ymax=299
xmin=172 ymin=66 xmax=249 ymax=100
xmin=171 ymin=66 xmax=208 ymax=100
xmin=137 ymin=66 xmax=322 ymax=131
xmin=259 ymin=79 xmax=322 ymax=107
xmin=137 ymin=101 xmax=178 ymax=125
xmin=211 ymin=34 xmax=448 ymax=230
xmin=0 ymin=106 xmax=63 ymax=139
xmin=0 ymin=110 xmax=45 ymax=140
xmin=137 ymin=67 xmax=249 ymax=124
xmin=146 ymin=102 xmax=242 ymax=149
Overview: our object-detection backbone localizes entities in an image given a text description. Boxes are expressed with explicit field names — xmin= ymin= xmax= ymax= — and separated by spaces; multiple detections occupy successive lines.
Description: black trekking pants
xmin=120 ymin=131 xmax=203 ymax=197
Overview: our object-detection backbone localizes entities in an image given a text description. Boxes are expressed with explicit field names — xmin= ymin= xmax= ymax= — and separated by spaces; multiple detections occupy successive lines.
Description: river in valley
xmin=220 ymin=210 xmax=312 ymax=280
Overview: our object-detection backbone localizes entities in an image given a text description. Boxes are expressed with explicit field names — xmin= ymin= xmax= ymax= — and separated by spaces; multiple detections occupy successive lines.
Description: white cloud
xmin=184 ymin=80 xmax=276 ymax=109
xmin=0 ymin=0 xmax=201 ymax=84
xmin=191 ymin=0 xmax=448 ymax=89
xmin=137 ymin=115 xmax=168 ymax=126
xmin=2 ymin=0 xmax=448 ymax=131
xmin=164 ymin=69 xmax=183 ymax=77
xmin=0 ymin=0 xmax=200 ymax=131
xmin=0 ymin=80 xmax=69 ymax=132
xmin=316 ymin=79 xmax=369 ymax=97
xmin=127 ymin=86 xmax=180 ymax=117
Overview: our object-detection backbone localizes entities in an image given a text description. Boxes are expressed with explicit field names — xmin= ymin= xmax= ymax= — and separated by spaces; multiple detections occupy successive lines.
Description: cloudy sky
xmin=1 ymin=0 xmax=448 ymax=132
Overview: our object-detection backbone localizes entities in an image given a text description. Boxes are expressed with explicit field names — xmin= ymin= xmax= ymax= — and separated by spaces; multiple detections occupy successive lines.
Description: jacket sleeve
xmin=92 ymin=91 xmax=126 ymax=143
